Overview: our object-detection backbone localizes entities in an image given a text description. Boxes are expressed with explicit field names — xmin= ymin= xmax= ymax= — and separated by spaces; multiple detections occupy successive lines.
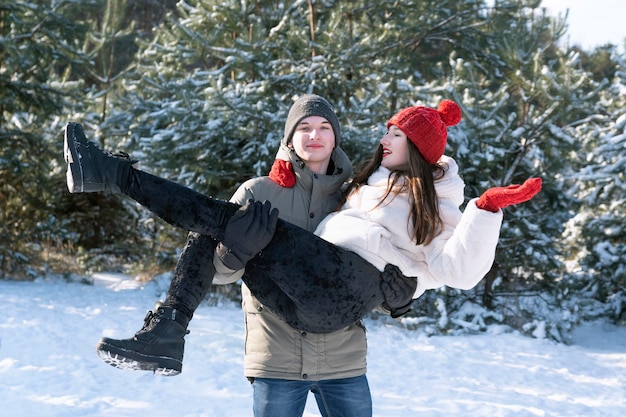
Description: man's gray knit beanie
xmin=282 ymin=94 xmax=341 ymax=146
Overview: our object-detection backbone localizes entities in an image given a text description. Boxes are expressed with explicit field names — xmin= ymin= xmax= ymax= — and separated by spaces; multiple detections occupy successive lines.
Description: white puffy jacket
xmin=315 ymin=155 xmax=503 ymax=299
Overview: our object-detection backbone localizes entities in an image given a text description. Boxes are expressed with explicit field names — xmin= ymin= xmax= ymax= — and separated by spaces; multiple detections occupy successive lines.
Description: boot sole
xmin=64 ymin=122 xmax=84 ymax=193
xmin=96 ymin=341 xmax=182 ymax=376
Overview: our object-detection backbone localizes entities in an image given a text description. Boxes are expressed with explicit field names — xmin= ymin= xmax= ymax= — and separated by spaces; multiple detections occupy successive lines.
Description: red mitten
xmin=476 ymin=178 xmax=542 ymax=212
xmin=268 ymin=159 xmax=296 ymax=188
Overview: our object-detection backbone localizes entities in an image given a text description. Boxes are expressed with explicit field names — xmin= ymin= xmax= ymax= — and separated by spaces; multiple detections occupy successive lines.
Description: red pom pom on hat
xmin=437 ymin=100 xmax=462 ymax=126
xmin=387 ymin=100 xmax=462 ymax=164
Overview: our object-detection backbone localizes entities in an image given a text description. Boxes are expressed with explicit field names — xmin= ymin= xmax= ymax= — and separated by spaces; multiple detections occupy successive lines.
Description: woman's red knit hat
xmin=387 ymin=100 xmax=462 ymax=164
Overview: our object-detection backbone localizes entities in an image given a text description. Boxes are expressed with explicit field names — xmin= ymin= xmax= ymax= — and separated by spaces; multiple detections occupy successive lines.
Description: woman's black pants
xmin=126 ymin=170 xmax=384 ymax=333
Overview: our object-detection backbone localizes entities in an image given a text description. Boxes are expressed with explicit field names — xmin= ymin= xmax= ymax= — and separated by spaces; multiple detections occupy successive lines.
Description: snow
xmin=1 ymin=274 xmax=625 ymax=417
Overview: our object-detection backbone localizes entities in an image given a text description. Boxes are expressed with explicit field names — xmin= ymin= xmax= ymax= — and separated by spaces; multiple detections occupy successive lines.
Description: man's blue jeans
xmin=251 ymin=375 xmax=372 ymax=417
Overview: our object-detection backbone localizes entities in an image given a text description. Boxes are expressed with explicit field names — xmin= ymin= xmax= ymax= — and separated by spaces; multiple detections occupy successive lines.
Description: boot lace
xmin=110 ymin=150 xmax=138 ymax=165
xmin=134 ymin=304 xmax=190 ymax=336
xmin=136 ymin=307 xmax=162 ymax=335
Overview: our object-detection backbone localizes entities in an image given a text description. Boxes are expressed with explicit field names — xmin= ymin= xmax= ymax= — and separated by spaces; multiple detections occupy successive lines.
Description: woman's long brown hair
xmin=340 ymin=141 xmax=446 ymax=246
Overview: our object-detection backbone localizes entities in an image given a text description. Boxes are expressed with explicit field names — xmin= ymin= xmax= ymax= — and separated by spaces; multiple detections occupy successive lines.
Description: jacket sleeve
xmin=211 ymin=185 xmax=253 ymax=285
xmin=410 ymin=198 xmax=503 ymax=296
xmin=212 ymin=252 xmax=245 ymax=285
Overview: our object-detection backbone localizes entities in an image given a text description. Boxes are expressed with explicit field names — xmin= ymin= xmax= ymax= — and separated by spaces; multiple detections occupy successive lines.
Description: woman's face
xmin=291 ymin=116 xmax=336 ymax=174
xmin=380 ymin=125 xmax=410 ymax=171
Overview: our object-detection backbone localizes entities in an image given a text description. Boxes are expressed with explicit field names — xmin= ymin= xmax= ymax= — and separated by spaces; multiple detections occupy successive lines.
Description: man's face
xmin=291 ymin=116 xmax=335 ymax=172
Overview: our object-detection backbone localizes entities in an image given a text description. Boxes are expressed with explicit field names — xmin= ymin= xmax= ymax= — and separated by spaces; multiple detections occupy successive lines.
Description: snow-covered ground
xmin=1 ymin=274 xmax=625 ymax=417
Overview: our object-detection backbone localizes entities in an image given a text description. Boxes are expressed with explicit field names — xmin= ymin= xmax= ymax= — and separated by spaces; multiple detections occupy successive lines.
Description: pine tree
xmin=0 ymin=0 xmax=181 ymax=277
xmin=0 ymin=1 xmax=92 ymax=277
xmin=406 ymin=2 xmax=610 ymax=338
xmin=562 ymin=51 xmax=626 ymax=323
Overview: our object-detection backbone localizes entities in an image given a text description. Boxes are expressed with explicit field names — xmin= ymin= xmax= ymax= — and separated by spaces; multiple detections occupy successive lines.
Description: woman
xmin=313 ymin=100 xmax=542 ymax=302
xmin=64 ymin=100 xmax=541 ymax=333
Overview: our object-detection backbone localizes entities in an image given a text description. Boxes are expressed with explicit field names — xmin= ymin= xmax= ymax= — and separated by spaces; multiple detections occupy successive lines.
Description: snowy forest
xmin=1 ymin=0 xmax=624 ymax=341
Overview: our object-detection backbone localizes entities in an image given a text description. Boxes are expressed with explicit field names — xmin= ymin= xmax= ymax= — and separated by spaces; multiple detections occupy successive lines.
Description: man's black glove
xmin=380 ymin=264 xmax=417 ymax=318
xmin=216 ymin=199 xmax=279 ymax=271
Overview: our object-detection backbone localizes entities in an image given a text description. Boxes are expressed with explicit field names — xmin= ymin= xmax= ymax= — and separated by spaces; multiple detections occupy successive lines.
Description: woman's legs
xmin=127 ymin=166 xmax=384 ymax=332
xmin=127 ymin=169 xmax=385 ymax=331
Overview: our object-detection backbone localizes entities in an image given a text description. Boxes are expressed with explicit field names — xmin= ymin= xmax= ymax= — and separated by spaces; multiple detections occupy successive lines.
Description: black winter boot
xmin=64 ymin=122 xmax=134 ymax=193
xmin=96 ymin=302 xmax=191 ymax=376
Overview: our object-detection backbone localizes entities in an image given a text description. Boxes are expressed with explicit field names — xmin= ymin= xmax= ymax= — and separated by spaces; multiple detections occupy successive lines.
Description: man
xmin=88 ymin=95 xmax=377 ymax=415
xmin=210 ymin=95 xmax=371 ymax=416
